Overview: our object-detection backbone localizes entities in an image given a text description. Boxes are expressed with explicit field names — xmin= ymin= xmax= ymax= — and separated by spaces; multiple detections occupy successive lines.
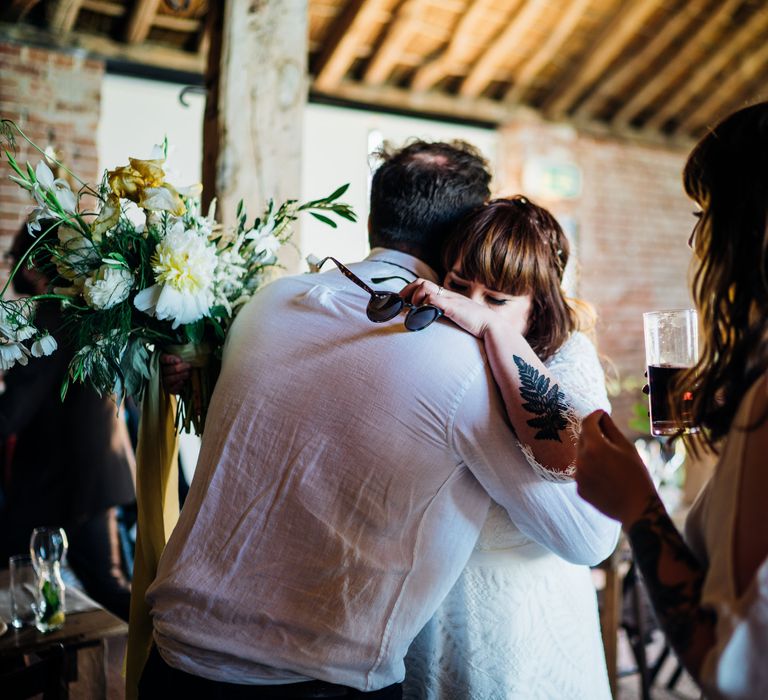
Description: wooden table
xmin=0 ymin=569 xmax=127 ymax=697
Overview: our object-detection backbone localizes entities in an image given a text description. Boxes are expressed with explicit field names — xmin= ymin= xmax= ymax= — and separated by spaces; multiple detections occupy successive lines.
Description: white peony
xmin=134 ymin=222 xmax=217 ymax=328
xmin=83 ymin=265 xmax=134 ymax=310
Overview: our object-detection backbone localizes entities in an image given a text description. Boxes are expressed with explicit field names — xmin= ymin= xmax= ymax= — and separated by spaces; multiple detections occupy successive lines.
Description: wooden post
xmin=203 ymin=0 xmax=308 ymax=274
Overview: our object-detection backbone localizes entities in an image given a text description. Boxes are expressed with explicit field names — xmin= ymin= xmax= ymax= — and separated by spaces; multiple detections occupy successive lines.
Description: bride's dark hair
xmin=677 ymin=101 xmax=768 ymax=454
xmin=442 ymin=196 xmax=593 ymax=360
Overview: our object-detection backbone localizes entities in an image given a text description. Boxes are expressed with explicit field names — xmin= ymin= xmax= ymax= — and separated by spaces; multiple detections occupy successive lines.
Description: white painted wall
xmin=98 ymin=74 xmax=498 ymax=266
xmin=300 ymin=103 xmax=498 ymax=263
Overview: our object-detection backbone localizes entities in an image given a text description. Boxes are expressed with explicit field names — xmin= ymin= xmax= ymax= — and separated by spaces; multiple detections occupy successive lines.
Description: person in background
xmin=575 ymin=101 xmax=768 ymax=700
xmin=0 ymin=222 xmax=135 ymax=621
xmin=401 ymin=197 xmax=612 ymax=699
xmin=142 ymin=140 xmax=618 ymax=699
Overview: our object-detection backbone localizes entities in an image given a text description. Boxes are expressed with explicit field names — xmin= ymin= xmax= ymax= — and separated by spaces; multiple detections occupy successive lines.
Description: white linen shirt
xmin=146 ymin=249 xmax=619 ymax=691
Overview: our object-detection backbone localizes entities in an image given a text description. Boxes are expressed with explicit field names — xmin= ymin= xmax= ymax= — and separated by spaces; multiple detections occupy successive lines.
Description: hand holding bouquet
xmin=0 ymin=120 xmax=356 ymax=433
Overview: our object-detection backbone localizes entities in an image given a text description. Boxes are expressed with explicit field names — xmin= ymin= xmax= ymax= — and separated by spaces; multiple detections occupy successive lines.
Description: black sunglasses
xmin=316 ymin=256 xmax=443 ymax=331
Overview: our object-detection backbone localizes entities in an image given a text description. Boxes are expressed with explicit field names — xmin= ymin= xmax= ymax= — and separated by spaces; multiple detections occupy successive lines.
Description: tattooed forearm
xmin=513 ymin=355 xmax=568 ymax=441
xmin=627 ymin=495 xmax=717 ymax=657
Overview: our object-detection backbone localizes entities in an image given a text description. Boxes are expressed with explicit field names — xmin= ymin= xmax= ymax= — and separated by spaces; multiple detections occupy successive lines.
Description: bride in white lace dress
xmin=400 ymin=197 xmax=613 ymax=700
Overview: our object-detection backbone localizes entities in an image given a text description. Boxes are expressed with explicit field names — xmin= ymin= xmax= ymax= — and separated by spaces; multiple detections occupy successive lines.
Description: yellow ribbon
xmin=125 ymin=351 xmax=180 ymax=699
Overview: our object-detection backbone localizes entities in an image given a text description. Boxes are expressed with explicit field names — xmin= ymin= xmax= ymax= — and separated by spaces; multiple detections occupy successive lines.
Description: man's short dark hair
xmin=368 ymin=140 xmax=491 ymax=273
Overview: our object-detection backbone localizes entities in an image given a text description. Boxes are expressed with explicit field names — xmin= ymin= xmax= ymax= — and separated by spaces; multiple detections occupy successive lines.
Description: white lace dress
xmin=403 ymin=332 xmax=613 ymax=700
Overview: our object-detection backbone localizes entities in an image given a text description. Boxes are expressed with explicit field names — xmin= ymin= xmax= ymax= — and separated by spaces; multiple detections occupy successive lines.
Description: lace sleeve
xmin=518 ymin=332 xmax=611 ymax=482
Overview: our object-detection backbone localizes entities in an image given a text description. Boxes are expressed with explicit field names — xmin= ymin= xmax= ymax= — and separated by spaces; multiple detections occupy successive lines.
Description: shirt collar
xmin=365 ymin=248 xmax=439 ymax=283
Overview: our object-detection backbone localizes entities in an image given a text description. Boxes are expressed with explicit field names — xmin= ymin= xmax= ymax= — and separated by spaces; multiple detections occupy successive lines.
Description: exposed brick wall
xmin=497 ymin=119 xmax=694 ymax=435
xmin=0 ymin=39 xmax=103 ymax=287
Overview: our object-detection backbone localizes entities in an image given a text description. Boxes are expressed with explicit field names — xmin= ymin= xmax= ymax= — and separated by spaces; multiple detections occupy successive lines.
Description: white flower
xmin=56 ymin=225 xmax=100 ymax=280
xmin=35 ymin=161 xmax=77 ymax=214
xmin=0 ymin=341 xmax=29 ymax=371
xmin=246 ymin=229 xmax=282 ymax=260
xmin=27 ymin=203 xmax=57 ymax=234
xmin=134 ymin=222 xmax=217 ymax=328
xmin=31 ymin=334 xmax=57 ymax=358
xmin=0 ymin=303 xmax=35 ymax=342
xmin=83 ymin=265 xmax=134 ymax=310
xmin=35 ymin=161 xmax=55 ymax=190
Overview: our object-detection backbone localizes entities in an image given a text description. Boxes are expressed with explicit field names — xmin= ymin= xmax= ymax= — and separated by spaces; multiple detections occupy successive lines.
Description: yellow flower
xmin=108 ymin=165 xmax=144 ymax=200
xmin=129 ymin=158 xmax=165 ymax=187
xmin=92 ymin=194 xmax=121 ymax=242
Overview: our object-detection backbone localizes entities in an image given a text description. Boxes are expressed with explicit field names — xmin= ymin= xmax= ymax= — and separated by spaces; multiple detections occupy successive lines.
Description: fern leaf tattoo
xmin=513 ymin=355 xmax=568 ymax=441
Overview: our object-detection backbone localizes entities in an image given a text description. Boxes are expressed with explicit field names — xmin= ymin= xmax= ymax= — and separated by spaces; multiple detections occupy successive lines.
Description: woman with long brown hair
xmin=576 ymin=101 xmax=768 ymax=699
xmin=401 ymin=197 xmax=613 ymax=699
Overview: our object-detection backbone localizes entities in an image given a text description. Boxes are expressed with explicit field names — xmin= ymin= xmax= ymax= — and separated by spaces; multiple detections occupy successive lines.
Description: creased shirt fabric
xmin=146 ymin=249 xmax=619 ymax=691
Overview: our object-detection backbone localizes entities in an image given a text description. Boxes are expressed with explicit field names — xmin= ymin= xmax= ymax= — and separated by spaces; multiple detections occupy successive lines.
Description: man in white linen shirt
xmin=141 ymin=141 xmax=619 ymax=699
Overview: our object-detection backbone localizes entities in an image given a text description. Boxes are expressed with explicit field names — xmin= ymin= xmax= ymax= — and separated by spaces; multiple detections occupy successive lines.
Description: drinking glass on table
xmin=30 ymin=526 xmax=68 ymax=633
xmin=643 ymin=309 xmax=699 ymax=436
xmin=9 ymin=554 xmax=37 ymax=628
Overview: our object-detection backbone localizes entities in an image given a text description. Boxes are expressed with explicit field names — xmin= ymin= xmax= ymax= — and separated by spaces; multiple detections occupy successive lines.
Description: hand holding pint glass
xmin=643 ymin=309 xmax=698 ymax=436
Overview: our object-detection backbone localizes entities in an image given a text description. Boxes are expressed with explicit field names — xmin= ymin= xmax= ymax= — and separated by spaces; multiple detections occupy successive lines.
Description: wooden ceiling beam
xmin=315 ymin=78 xmax=510 ymax=122
xmin=47 ymin=0 xmax=84 ymax=34
xmin=411 ymin=0 xmax=496 ymax=92
xmin=76 ymin=31 xmax=204 ymax=72
xmin=125 ymin=0 xmax=162 ymax=44
xmin=459 ymin=0 xmax=549 ymax=99
xmin=646 ymin=6 xmax=768 ymax=131
xmin=503 ymin=0 xmax=590 ymax=105
xmin=81 ymin=0 xmax=124 ymax=16
xmin=674 ymin=38 xmax=768 ymax=135
xmin=363 ymin=0 xmax=432 ymax=86
xmin=574 ymin=0 xmax=706 ymax=119
xmin=544 ymin=0 xmax=663 ymax=117
xmin=313 ymin=0 xmax=388 ymax=92
xmin=152 ymin=13 xmax=201 ymax=32
xmin=3 ymin=0 xmax=41 ymax=21
xmin=611 ymin=0 xmax=740 ymax=128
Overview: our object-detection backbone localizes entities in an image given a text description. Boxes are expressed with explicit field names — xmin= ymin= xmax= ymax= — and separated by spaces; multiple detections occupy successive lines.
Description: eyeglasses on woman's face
xmin=315 ymin=256 xmax=443 ymax=331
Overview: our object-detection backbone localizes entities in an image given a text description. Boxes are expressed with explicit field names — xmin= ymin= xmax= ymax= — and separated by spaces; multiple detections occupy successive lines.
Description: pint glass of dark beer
xmin=643 ymin=309 xmax=698 ymax=436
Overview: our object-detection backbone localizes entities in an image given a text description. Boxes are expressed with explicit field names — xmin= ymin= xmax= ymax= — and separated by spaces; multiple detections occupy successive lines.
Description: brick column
xmin=496 ymin=118 xmax=694 ymax=433
xmin=0 ymin=40 xmax=104 ymax=286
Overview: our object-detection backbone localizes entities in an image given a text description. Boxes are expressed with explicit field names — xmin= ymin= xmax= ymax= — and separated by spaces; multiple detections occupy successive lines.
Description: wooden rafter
xmin=574 ymin=0 xmax=706 ymax=119
xmin=611 ymin=0 xmax=741 ymax=128
xmin=313 ymin=0 xmax=388 ymax=92
xmin=544 ymin=0 xmax=662 ymax=117
xmin=459 ymin=0 xmax=548 ymax=99
xmin=153 ymin=13 xmax=201 ymax=31
xmin=47 ymin=0 xmax=85 ymax=34
xmin=411 ymin=0 xmax=496 ymax=92
xmin=363 ymin=0 xmax=432 ymax=86
xmin=125 ymin=0 xmax=162 ymax=44
xmin=3 ymin=0 xmax=41 ymax=21
xmin=70 ymin=32 xmax=205 ymax=72
xmin=646 ymin=6 xmax=768 ymax=131
xmin=81 ymin=0 xmax=124 ymax=16
xmin=674 ymin=37 xmax=768 ymax=135
xmin=503 ymin=0 xmax=590 ymax=105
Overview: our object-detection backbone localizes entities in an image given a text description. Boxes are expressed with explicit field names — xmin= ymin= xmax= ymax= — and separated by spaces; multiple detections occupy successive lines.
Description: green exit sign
xmin=522 ymin=159 xmax=582 ymax=200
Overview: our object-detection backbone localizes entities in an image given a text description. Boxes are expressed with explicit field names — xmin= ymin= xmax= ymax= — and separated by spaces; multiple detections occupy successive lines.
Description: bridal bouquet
xmin=0 ymin=120 xmax=356 ymax=433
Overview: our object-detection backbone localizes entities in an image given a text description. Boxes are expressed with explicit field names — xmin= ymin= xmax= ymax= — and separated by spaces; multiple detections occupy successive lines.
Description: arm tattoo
xmin=627 ymin=495 xmax=717 ymax=654
xmin=513 ymin=355 xmax=568 ymax=441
